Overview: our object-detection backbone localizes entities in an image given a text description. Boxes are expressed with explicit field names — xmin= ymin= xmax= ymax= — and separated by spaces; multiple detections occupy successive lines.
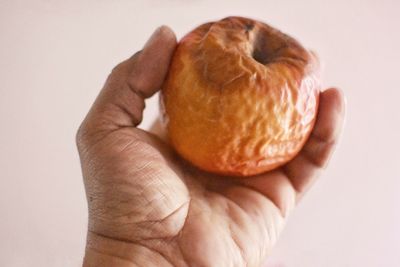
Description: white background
xmin=1 ymin=0 xmax=399 ymax=266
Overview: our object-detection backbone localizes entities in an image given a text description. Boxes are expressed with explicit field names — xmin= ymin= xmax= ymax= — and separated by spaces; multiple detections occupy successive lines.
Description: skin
xmin=76 ymin=26 xmax=345 ymax=267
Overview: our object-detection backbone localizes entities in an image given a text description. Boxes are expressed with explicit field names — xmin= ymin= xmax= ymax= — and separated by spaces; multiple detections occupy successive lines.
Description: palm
xmin=83 ymin=126 xmax=290 ymax=266
xmin=77 ymin=26 xmax=345 ymax=266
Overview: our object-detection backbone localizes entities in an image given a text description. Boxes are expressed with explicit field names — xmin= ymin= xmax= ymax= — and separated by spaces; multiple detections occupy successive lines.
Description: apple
xmin=160 ymin=16 xmax=320 ymax=176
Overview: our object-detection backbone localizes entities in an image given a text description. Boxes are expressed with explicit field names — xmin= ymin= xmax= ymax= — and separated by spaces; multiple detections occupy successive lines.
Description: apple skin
xmin=160 ymin=16 xmax=320 ymax=177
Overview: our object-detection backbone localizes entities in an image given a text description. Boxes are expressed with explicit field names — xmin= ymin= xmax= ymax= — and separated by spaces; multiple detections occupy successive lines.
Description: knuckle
xmin=127 ymin=77 xmax=147 ymax=96
xmin=110 ymin=62 xmax=126 ymax=75
xmin=110 ymin=50 xmax=142 ymax=76
xmin=75 ymin=120 xmax=89 ymax=151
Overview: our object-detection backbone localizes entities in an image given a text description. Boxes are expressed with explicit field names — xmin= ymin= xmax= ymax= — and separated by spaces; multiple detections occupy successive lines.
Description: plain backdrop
xmin=1 ymin=0 xmax=399 ymax=266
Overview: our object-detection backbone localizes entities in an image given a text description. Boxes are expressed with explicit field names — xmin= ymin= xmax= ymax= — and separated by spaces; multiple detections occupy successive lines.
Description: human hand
xmin=76 ymin=26 xmax=345 ymax=267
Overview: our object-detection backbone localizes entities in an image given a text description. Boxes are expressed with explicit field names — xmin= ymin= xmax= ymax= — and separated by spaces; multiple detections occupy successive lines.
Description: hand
xmin=76 ymin=26 xmax=345 ymax=267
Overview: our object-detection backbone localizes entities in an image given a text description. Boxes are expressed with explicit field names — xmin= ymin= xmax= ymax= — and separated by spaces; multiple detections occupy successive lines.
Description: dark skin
xmin=76 ymin=26 xmax=345 ymax=267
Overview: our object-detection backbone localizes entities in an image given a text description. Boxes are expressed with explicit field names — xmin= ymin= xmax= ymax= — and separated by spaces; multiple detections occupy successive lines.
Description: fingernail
xmin=143 ymin=26 xmax=163 ymax=49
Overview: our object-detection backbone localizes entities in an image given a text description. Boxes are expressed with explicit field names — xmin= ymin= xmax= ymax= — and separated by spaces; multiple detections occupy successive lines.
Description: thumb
xmin=78 ymin=26 xmax=177 ymax=143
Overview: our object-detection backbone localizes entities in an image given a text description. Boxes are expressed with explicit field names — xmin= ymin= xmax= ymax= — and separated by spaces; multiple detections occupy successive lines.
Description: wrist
xmin=83 ymin=231 xmax=172 ymax=267
xmin=83 ymin=248 xmax=136 ymax=267
xmin=83 ymin=231 xmax=137 ymax=267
